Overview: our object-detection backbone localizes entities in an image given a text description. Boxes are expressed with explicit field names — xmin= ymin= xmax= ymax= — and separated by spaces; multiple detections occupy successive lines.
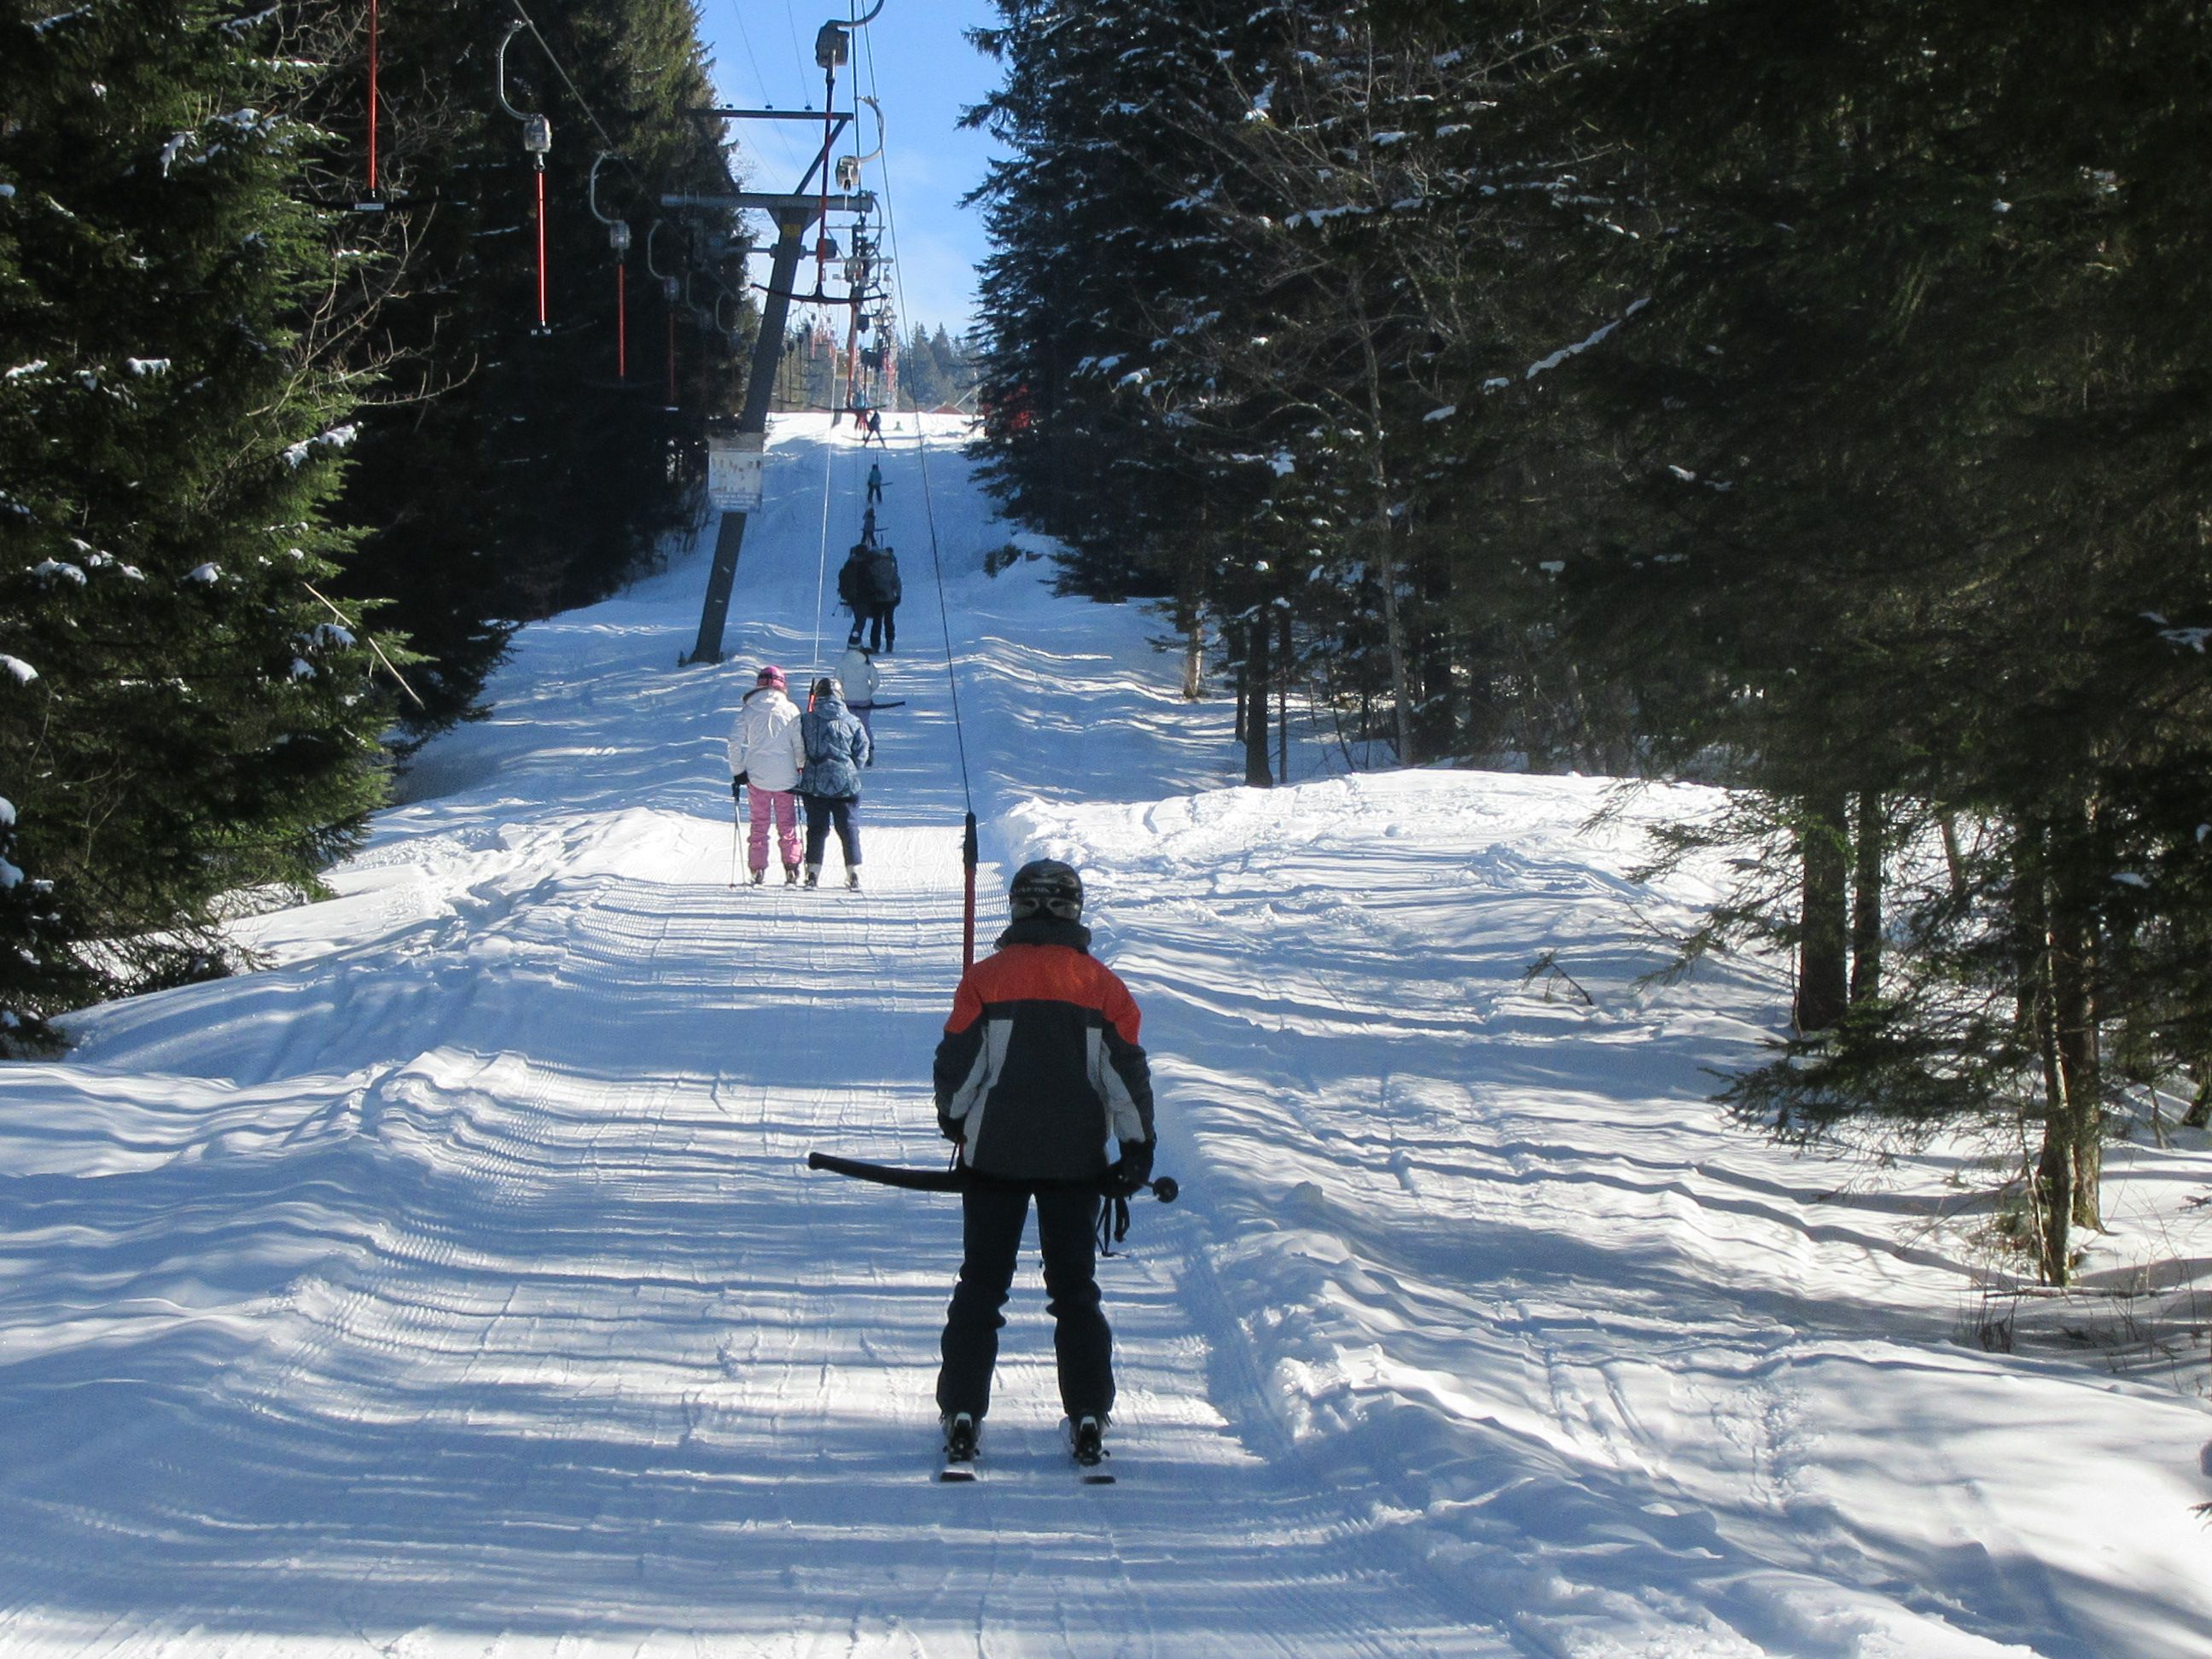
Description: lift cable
xmin=811 ymin=407 xmax=838 ymax=678
xmin=856 ymin=12 xmax=971 ymax=811
xmin=507 ymin=3 xmax=638 ymax=185
xmin=808 ymin=267 xmax=847 ymax=678
xmin=504 ymin=3 xmax=754 ymax=326
xmin=722 ymin=3 xmax=800 ymax=173
xmin=852 ymin=9 xmax=981 ymax=958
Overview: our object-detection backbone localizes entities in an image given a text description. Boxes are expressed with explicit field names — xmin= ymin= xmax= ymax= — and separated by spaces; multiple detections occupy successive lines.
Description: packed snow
xmin=0 ymin=415 xmax=2206 ymax=1656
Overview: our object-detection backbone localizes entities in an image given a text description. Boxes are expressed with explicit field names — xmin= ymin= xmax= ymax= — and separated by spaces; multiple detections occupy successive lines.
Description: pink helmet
xmin=755 ymin=665 xmax=787 ymax=689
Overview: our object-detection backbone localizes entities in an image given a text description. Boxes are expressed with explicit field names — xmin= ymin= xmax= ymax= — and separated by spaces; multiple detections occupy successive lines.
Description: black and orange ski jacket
xmin=932 ymin=917 xmax=1154 ymax=1182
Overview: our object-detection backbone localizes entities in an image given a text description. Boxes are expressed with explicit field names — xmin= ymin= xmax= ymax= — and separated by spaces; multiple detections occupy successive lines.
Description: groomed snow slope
xmin=1 ymin=415 xmax=2206 ymax=1657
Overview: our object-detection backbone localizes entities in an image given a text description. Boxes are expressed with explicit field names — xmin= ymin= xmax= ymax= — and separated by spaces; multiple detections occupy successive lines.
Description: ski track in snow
xmin=0 ymin=416 xmax=2205 ymax=1656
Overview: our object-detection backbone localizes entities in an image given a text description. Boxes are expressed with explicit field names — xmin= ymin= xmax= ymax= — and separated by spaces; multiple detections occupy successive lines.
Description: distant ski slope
xmin=0 ymin=415 xmax=2205 ymax=1656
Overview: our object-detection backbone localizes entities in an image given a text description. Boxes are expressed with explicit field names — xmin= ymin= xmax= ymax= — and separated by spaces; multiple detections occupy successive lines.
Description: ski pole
xmin=806 ymin=1150 xmax=1179 ymax=1204
xmin=730 ymin=788 xmax=742 ymax=888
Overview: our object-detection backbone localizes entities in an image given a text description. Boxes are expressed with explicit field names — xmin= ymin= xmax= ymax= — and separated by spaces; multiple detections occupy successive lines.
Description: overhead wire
xmin=508 ymin=2 xmax=638 ymax=185
xmin=504 ymin=0 xmax=758 ymax=322
xmin=781 ymin=0 xmax=812 ymax=96
xmin=812 ymin=336 xmax=842 ymax=674
xmin=724 ymin=3 xmax=805 ymax=179
xmin=854 ymin=13 xmax=975 ymax=821
xmin=808 ymin=0 xmax=858 ymax=680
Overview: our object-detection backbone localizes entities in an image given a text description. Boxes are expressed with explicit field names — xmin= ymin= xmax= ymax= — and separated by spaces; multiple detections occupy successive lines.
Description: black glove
xmin=1103 ymin=1139 xmax=1154 ymax=1198
xmin=731 ymin=773 xmax=747 ymax=799
xmin=937 ymin=1109 xmax=964 ymax=1144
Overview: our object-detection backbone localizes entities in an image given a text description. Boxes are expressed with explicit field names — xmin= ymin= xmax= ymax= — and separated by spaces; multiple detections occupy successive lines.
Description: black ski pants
xmin=801 ymin=795 xmax=861 ymax=870
xmin=845 ymin=605 xmax=894 ymax=651
xmin=936 ymin=1183 xmax=1113 ymax=1423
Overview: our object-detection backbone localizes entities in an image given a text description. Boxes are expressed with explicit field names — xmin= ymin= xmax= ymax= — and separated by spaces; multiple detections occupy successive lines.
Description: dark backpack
xmin=864 ymin=549 xmax=902 ymax=607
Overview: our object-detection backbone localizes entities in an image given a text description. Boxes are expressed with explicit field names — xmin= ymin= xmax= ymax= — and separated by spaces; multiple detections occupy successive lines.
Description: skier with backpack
xmin=859 ymin=543 xmax=901 ymax=654
xmin=797 ymin=676 xmax=870 ymax=889
xmin=838 ymin=542 xmax=872 ymax=646
xmin=930 ymin=859 xmax=1156 ymax=1479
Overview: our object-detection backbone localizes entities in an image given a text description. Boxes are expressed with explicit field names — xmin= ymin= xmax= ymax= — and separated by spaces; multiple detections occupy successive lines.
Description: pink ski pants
xmin=748 ymin=787 xmax=800 ymax=871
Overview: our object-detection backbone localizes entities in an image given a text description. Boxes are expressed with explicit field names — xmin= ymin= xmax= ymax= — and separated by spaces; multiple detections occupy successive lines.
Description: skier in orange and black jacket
xmin=931 ymin=859 xmax=1155 ymax=1458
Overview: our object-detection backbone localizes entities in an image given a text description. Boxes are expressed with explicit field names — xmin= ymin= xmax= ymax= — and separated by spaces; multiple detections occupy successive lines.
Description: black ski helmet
xmin=1009 ymin=859 xmax=1083 ymax=922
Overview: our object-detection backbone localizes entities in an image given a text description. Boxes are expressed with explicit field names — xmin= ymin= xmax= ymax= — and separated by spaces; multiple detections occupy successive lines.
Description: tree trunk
xmin=1938 ymin=812 xmax=1969 ymax=903
xmin=1563 ymin=660 xmax=1599 ymax=774
xmin=1850 ymin=790 xmax=1883 ymax=1003
xmin=1244 ymin=613 xmax=1274 ymax=788
xmin=2183 ymin=1062 xmax=2211 ymax=1130
xmin=1794 ymin=795 xmax=1850 ymax=1034
xmin=2031 ymin=1082 xmax=2077 ymax=1288
xmin=1278 ymin=607 xmax=1292 ymax=783
xmin=2023 ymin=811 xmax=2104 ymax=1281
xmin=1370 ymin=507 xmax=1415 ymax=767
xmin=1412 ymin=559 xmax=1452 ymax=762
xmin=1179 ymin=528 xmax=1207 ymax=701
xmin=2020 ymin=849 xmax=2074 ymax=1285
xmin=1351 ymin=286 xmax=1415 ymax=769
xmin=2048 ymin=870 xmax=2102 ymax=1234
xmin=1231 ymin=622 xmax=1247 ymax=745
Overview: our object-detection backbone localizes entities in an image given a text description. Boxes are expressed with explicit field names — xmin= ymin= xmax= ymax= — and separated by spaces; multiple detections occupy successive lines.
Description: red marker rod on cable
xmin=366 ymin=0 xmax=380 ymax=194
xmin=498 ymin=23 xmax=553 ymax=335
xmin=533 ymin=166 xmax=548 ymax=331
xmin=962 ymin=812 xmax=979 ymax=970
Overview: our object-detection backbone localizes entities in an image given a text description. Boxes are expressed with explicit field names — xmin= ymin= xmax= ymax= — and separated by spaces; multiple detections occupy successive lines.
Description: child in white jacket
xmin=727 ymin=666 xmax=808 ymax=884
xmin=836 ymin=643 xmax=883 ymax=761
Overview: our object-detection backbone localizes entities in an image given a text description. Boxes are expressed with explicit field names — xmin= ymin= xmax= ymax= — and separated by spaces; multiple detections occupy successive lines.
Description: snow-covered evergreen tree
xmin=1529 ymin=0 xmax=2212 ymax=1283
xmin=968 ymin=0 xmax=2212 ymax=1280
xmin=0 ymin=0 xmax=393 ymax=1039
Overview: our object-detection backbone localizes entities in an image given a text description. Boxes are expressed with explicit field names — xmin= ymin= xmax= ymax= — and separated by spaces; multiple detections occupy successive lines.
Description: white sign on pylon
xmin=707 ymin=428 xmax=765 ymax=513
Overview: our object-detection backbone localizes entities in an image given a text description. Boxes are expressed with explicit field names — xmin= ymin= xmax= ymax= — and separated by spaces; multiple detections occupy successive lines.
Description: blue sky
xmin=697 ymin=0 xmax=1005 ymax=339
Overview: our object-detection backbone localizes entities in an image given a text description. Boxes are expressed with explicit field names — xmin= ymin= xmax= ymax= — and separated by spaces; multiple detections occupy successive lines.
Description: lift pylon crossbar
xmin=692 ymin=108 xmax=853 ymax=123
xmin=661 ymin=192 xmax=875 ymax=215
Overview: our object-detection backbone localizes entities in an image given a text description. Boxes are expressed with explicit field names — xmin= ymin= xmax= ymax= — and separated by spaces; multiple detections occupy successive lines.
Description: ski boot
xmin=802 ymin=864 xmax=820 ymax=889
xmin=1069 ymin=1413 xmax=1112 ymax=1481
xmin=847 ymin=867 xmax=862 ymax=891
xmin=783 ymin=863 xmax=801 ymax=886
xmin=940 ymin=1412 xmax=979 ymax=1482
xmin=749 ymin=868 xmax=765 ymax=887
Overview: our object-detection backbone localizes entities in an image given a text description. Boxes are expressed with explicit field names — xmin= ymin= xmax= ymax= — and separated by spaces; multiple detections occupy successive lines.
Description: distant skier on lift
xmin=866 ymin=461 xmax=885 ymax=505
xmin=931 ymin=860 xmax=1156 ymax=1479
